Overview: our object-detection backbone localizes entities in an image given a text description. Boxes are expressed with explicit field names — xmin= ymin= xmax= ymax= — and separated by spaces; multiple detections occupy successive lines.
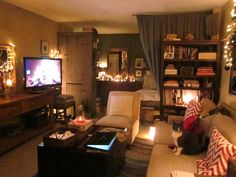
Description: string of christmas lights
xmin=224 ymin=0 xmax=236 ymax=70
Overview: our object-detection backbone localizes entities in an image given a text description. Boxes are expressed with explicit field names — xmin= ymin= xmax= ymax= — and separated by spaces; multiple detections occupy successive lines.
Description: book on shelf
xmin=86 ymin=132 xmax=116 ymax=151
xmin=164 ymin=80 xmax=179 ymax=87
xmin=171 ymin=170 xmax=195 ymax=177
xmin=165 ymin=70 xmax=178 ymax=75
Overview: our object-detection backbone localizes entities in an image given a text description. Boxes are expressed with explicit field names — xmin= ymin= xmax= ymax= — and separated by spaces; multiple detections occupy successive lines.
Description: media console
xmin=0 ymin=89 xmax=59 ymax=154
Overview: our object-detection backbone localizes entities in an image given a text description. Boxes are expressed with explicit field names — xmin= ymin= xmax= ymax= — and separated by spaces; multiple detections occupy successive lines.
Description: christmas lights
xmin=224 ymin=0 xmax=236 ymax=70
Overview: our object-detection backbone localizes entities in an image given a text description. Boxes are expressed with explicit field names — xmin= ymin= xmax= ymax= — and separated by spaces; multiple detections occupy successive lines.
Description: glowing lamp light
xmin=183 ymin=94 xmax=194 ymax=104
xmin=148 ymin=127 xmax=156 ymax=140
xmin=99 ymin=63 xmax=107 ymax=68
xmin=5 ymin=79 xmax=13 ymax=87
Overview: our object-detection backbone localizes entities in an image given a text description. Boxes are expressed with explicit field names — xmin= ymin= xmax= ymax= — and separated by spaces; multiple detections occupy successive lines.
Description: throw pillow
xmin=196 ymin=128 xmax=236 ymax=176
xmin=183 ymin=100 xmax=201 ymax=131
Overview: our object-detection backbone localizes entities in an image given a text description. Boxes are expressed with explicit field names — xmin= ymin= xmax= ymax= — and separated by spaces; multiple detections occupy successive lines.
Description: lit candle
xmin=76 ymin=116 xmax=84 ymax=123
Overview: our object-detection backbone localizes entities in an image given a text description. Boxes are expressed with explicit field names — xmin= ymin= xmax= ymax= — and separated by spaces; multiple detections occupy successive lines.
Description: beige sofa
xmin=147 ymin=102 xmax=236 ymax=177
xmin=96 ymin=91 xmax=141 ymax=144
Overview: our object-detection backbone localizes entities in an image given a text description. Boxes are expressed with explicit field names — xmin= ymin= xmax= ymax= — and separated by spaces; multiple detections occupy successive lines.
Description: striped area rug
xmin=119 ymin=138 xmax=153 ymax=177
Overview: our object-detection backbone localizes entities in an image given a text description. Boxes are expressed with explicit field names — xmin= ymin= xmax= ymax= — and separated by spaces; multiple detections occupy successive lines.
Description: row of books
xmin=164 ymin=66 xmax=215 ymax=76
xmin=164 ymin=45 xmax=217 ymax=60
xmin=164 ymin=45 xmax=198 ymax=59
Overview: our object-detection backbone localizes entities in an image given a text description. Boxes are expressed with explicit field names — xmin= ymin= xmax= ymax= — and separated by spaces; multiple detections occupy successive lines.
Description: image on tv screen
xmin=24 ymin=58 xmax=62 ymax=88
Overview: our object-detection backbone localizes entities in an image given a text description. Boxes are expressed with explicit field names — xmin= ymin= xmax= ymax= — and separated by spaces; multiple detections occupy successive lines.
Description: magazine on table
xmin=86 ymin=131 xmax=116 ymax=151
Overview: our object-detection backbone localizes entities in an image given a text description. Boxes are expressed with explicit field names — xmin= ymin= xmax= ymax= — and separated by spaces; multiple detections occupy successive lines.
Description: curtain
xmin=137 ymin=11 xmax=210 ymax=90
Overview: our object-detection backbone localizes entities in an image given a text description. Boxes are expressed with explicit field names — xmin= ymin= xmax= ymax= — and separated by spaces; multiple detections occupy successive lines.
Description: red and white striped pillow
xmin=196 ymin=128 xmax=236 ymax=176
xmin=183 ymin=100 xmax=201 ymax=131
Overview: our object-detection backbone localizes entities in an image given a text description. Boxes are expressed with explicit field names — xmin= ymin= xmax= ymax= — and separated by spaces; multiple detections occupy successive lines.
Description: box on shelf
xmin=198 ymin=52 xmax=216 ymax=60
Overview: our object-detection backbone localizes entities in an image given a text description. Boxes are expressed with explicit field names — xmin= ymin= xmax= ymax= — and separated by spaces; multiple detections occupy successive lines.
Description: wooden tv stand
xmin=0 ymin=90 xmax=58 ymax=154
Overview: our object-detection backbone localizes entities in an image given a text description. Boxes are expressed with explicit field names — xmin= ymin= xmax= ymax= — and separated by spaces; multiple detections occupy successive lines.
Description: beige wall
xmin=220 ymin=0 xmax=236 ymax=107
xmin=0 ymin=1 xmax=72 ymax=92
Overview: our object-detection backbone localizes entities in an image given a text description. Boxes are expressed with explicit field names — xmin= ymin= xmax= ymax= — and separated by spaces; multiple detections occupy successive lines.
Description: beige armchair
xmin=95 ymin=91 xmax=141 ymax=144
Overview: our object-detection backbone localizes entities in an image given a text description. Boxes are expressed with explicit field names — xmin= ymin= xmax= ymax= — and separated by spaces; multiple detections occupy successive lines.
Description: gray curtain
xmin=137 ymin=11 xmax=210 ymax=89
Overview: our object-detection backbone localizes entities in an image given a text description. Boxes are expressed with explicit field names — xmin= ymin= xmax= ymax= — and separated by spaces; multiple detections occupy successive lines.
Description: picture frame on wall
xmin=41 ymin=40 xmax=49 ymax=55
xmin=135 ymin=58 xmax=144 ymax=69
xmin=135 ymin=70 xmax=142 ymax=77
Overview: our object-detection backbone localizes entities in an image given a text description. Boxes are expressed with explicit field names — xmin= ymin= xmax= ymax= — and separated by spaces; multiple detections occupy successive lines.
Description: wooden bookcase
xmin=160 ymin=40 xmax=221 ymax=120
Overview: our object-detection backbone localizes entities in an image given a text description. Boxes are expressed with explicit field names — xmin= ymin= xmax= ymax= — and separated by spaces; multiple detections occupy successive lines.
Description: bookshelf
xmin=160 ymin=40 xmax=221 ymax=120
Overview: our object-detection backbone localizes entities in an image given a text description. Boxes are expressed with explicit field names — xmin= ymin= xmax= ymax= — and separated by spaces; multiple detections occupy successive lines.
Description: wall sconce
xmin=224 ymin=0 xmax=236 ymax=70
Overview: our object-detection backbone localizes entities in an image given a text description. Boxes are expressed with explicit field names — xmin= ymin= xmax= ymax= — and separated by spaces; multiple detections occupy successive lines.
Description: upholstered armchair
xmin=95 ymin=91 xmax=141 ymax=144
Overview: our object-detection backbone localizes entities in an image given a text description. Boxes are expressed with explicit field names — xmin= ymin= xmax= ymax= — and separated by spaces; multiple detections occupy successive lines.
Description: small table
xmin=37 ymin=125 xmax=126 ymax=177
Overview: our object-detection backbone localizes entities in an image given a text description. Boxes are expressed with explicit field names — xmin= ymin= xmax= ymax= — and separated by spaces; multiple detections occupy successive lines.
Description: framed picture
xmin=135 ymin=70 xmax=142 ymax=77
xmin=41 ymin=40 xmax=49 ymax=54
xmin=135 ymin=58 xmax=143 ymax=69
xmin=164 ymin=52 xmax=174 ymax=59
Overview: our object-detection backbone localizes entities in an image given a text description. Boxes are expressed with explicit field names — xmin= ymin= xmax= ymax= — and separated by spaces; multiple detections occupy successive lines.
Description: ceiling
xmin=2 ymin=0 xmax=229 ymax=34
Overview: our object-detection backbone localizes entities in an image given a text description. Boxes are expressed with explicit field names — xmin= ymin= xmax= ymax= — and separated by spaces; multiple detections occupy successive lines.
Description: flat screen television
xmin=23 ymin=57 xmax=62 ymax=91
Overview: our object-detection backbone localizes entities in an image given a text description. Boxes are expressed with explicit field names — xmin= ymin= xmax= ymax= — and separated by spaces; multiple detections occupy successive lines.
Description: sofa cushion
xmin=200 ymin=98 xmax=216 ymax=118
xmin=208 ymin=114 xmax=236 ymax=145
xmin=147 ymin=144 xmax=205 ymax=177
xmin=196 ymin=128 xmax=236 ymax=176
xmin=153 ymin=121 xmax=174 ymax=145
xmin=107 ymin=95 xmax=133 ymax=118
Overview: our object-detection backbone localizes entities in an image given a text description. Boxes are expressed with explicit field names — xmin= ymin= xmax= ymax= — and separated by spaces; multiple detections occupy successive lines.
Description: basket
xmin=43 ymin=127 xmax=79 ymax=148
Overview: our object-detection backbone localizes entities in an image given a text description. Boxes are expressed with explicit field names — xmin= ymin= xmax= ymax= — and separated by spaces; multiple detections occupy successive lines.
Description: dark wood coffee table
xmin=37 ymin=125 xmax=126 ymax=177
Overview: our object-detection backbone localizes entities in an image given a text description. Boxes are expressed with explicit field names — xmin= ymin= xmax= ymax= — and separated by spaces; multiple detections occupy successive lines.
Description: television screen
xmin=24 ymin=57 xmax=62 ymax=89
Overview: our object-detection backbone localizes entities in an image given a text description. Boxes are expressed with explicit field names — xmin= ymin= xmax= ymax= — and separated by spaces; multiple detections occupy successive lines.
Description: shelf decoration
xmin=0 ymin=43 xmax=16 ymax=96
xmin=224 ymin=0 xmax=236 ymax=70
xmin=96 ymin=71 xmax=136 ymax=82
